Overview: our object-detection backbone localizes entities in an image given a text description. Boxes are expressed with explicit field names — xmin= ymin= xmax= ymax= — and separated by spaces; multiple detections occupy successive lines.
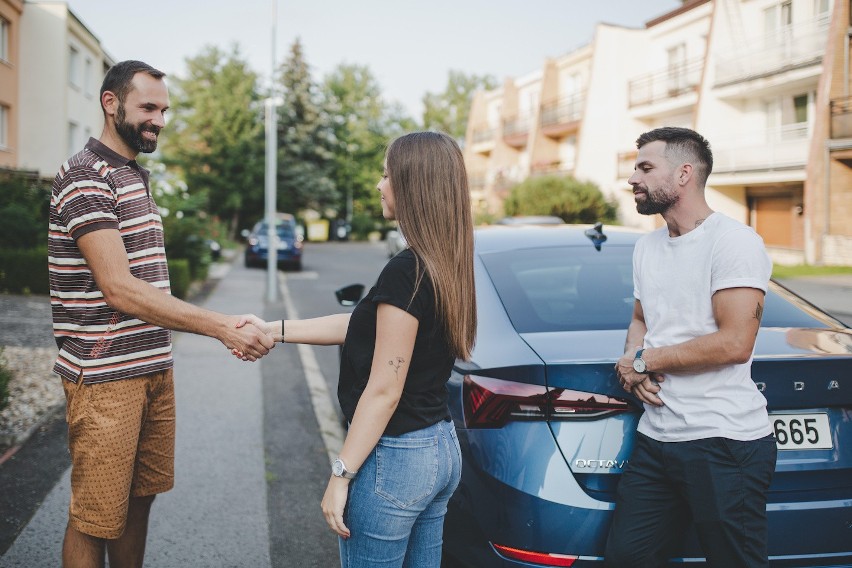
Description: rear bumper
xmin=447 ymin=423 xmax=852 ymax=567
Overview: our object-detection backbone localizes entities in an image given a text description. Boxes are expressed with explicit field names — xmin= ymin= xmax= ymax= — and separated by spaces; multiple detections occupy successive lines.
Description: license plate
xmin=770 ymin=413 xmax=832 ymax=450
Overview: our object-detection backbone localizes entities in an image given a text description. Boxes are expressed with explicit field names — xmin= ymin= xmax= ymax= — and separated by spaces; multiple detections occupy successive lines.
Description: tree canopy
xmin=504 ymin=175 xmax=618 ymax=224
xmin=422 ymin=70 xmax=498 ymax=143
xmin=158 ymin=45 xmax=264 ymax=237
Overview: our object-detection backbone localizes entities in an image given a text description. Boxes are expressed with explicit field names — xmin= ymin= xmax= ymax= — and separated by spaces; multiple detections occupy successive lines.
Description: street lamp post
xmin=265 ymin=0 xmax=280 ymax=302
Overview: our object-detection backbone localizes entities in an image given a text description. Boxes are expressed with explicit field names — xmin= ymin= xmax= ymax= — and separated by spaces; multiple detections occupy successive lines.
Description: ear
xmin=102 ymin=90 xmax=119 ymax=118
xmin=677 ymin=163 xmax=694 ymax=186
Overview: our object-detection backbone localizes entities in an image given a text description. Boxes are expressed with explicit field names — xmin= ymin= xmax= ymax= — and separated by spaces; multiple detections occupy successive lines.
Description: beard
xmin=115 ymin=103 xmax=159 ymax=153
xmin=635 ymin=181 xmax=679 ymax=216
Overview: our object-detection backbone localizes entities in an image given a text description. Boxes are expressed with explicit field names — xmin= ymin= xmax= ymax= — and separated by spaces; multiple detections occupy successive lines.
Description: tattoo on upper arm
xmin=388 ymin=357 xmax=405 ymax=380
xmin=753 ymin=302 xmax=764 ymax=322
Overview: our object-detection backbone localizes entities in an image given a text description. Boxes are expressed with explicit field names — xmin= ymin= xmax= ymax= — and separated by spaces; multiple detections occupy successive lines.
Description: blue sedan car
xmin=442 ymin=224 xmax=851 ymax=567
xmin=244 ymin=214 xmax=303 ymax=271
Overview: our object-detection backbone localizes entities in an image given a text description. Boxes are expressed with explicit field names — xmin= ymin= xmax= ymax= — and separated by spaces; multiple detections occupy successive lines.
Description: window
xmin=667 ymin=43 xmax=688 ymax=94
xmin=84 ymin=57 xmax=93 ymax=95
xmin=814 ymin=0 xmax=830 ymax=17
xmin=793 ymin=94 xmax=809 ymax=124
xmin=68 ymin=121 xmax=79 ymax=155
xmin=764 ymin=1 xmax=793 ymax=44
xmin=0 ymin=105 xmax=8 ymax=149
xmin=0 ymin=17 xmax=9 ymax=63
xmin=69 ymin=46 xmax=80 ymax=87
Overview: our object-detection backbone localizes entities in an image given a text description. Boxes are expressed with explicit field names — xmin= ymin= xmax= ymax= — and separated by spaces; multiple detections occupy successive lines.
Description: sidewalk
xmin=0 ymin=261 xmax=273 ymax=567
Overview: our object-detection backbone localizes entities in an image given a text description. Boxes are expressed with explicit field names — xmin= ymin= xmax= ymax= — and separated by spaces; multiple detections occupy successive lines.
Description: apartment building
xmin=697 ymin=0 xmax=832 ymax=264
xmin=18 ymin=1 xmax=112 ymax=178
xmin=0 ymin=0 xmax=23 ymax=169
xmin=465 ymin=0 xmax=849 ymax=265
xmin=465 ymin=24 xmax=645 ymax=219
xmin=809 ymin=0 xmax=852 ymax=264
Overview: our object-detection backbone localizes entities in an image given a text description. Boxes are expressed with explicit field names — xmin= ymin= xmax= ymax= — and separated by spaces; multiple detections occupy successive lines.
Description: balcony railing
xmin=715 ymin=15 xmax=829 ymax=86
xmin=540 ymin=94 xmax=584 ymax=128
xmin=830 ymin=96 xmax=852 ymax=139
xmin=712 ymin=122 xmax=809 ymax=172
xmin=503 ymin=116 xmax=531 ymax=138
xmin=628 ymin=57 xmax=703 ymax=108
xmin=530 ymin=161 xmax=575 ymax=177
xmin=471 ymin=127 xmax=496 ymax=145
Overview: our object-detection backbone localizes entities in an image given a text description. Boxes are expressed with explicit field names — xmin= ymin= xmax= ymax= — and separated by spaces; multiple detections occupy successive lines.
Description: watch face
xmin=633 ymin=358 xmax=646 ymax=373
xmin=332 ymin=459 xmax=344 ymax=476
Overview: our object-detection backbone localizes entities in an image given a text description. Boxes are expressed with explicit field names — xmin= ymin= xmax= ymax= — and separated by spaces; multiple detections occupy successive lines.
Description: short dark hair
xmin=636 ymin=127 xmax=713 ymax=187
xmin=100 ymin=60 xmax=165 ymax=112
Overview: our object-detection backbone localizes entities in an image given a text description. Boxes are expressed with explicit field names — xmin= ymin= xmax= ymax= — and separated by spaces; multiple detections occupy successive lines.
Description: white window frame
xmin=69 ymin=45 xmax=80 ymax=88
xmin=0 ymin=105 xmax=8 ymax=149
xmin=0 ymin=17 xmax=9 ymax=63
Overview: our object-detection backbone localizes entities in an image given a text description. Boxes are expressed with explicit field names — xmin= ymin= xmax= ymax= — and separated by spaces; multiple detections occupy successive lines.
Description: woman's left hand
xmin=321 ymin=476 xmax=351 ymax=538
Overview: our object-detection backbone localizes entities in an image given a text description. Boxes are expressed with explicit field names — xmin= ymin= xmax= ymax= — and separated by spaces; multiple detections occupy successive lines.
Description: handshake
xmin=221 ymin=314 xmax=279 ymax=362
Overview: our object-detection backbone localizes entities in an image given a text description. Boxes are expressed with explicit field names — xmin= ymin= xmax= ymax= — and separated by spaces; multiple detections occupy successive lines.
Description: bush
xmin=504 ymin=175 xmax=617 ymax=224
xmin=0 ymin=170 xmax=51 ymax=251
xmin=0 ymin=248 xmax=49 ymax=294
xmin=0 ymin=348 xmax=11 ymax=412
xmin=168 ymin=259 xmax=191 ymax=300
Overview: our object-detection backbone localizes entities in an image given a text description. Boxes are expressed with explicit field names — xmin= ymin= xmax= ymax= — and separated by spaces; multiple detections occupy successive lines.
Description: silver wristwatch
xmin=332 ymin=457 xmax=357 ymax=479
xmin=632 ymin=348 xmax=649 ymax=374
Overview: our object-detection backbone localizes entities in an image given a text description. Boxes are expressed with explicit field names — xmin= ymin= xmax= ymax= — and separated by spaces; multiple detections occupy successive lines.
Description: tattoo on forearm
xmin=388 ymin=357 xmax=405 ymax=380
xmin=753 ymin=302 xmax=763 ymax=322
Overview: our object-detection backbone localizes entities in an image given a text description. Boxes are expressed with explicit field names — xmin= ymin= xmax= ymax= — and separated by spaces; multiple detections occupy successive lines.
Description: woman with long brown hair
xmin=237 ymin=131 xmax=476 ymax=566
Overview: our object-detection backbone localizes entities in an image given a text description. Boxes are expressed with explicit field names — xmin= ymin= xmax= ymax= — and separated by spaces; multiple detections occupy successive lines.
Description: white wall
xmin=19 ymin=2 xmax=107 ymax=177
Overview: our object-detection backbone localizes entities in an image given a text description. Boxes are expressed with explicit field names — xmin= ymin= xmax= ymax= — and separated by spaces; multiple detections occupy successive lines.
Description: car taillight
xmin=463 ymin=375 xmax=630 ymax=429
xmin=492 ymin=543 xmax=577 ymax=566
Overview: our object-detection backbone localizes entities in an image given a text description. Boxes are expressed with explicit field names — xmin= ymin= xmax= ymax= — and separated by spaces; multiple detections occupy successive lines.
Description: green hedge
xmin=168 ymin=259 xmax=191 ymax=300
xmin=0 ymin=248 xmax=49 ymax=294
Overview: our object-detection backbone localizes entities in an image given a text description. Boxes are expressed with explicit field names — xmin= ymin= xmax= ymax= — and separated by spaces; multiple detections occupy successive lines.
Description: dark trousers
xmin=604 ymin=432 xmax=777 ymax=568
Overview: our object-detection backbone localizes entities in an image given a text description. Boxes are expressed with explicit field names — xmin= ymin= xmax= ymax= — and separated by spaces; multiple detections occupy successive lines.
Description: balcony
xmin=830 ymin=96 xmax=852 ymax=139
xmin=715 ymin=16 xmax=829 ymax=87
xmin=468 ymin=171 xmax=488 ymax=190
xmin=502 ymin=116 xmax=531 ymax=148
xmin=530 ymin=161 xmax=574 ymax=177
xmin=628 ymin=57 xmax=703 ymax=108
xmin=712 ymin=123 xmax=809 ymax=173
xmin=617 ymin=150 xmax=638 ymax=179
xmin=470 ymin=126 xmax=496 ymax=154
xmin=539 ymin=94 xmax=584 ymax=137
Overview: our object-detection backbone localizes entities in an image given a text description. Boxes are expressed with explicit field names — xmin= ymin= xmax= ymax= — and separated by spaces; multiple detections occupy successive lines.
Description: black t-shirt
xmin=338 ymin=249 xmax=454 ymax=436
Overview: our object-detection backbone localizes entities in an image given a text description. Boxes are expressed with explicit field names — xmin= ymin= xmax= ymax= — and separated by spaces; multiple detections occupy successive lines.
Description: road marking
xmin=277 ymin=271 xmax=345 ymax=464
xmin=284 ymin=271 xmax=319 ymax=280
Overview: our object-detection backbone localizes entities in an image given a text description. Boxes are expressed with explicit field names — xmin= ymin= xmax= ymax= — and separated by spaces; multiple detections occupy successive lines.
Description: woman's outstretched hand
xmin=231 ymin=314 xmax=275 ymax=360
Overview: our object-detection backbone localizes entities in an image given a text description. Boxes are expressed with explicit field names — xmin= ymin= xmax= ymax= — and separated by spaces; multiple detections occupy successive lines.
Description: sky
xmin=65 ymin=0 xmax=682 ymax=119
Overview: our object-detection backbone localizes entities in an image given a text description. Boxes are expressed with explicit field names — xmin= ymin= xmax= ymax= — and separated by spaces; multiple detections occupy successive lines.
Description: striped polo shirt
xmin=48 ymin=137 xmax=173 ymax=384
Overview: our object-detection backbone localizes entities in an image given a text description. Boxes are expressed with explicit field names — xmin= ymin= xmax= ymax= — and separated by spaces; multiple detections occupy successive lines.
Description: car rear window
xmin=257 ymin=223 xmax=295 ymax=238
xmin=480 ymin=246 xmax=840 ymax=333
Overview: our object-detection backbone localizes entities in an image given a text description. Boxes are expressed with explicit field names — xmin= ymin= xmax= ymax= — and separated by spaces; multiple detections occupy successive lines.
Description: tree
xmin=276 ymin=39 xmax=338 ymax=215
xmin=503 ymin=175 xmax=618 ymax=223
xmin=159 ymin=45 xmax=265 ymax=238
xmin=321 ymin=64 xmax=418 ymax=236
xmin=422 ymin=70 xmax=498 ymax=143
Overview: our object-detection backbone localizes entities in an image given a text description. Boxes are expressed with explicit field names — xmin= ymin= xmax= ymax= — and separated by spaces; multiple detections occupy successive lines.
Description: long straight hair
xmin=386 ymin=132 xmax=477 ymax=360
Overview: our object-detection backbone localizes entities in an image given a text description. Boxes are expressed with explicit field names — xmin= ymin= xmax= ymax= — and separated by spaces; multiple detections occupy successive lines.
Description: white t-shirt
xmin=633 ymin=212 xmax=773 ymax=442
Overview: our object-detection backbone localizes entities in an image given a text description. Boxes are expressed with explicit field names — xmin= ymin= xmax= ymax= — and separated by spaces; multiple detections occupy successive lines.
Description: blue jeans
xmin=605 ymin=432 xmax=777 ymax=568
xmin=339 ymin=419 xmax=462 ymax=568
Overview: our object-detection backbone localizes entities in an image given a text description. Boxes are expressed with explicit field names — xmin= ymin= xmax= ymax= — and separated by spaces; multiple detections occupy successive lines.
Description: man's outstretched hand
xmin=220 ymin=315 xmax=275 ymax=361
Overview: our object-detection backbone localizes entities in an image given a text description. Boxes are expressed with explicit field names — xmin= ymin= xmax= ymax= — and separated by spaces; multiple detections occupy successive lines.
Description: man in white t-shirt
xmin=604 ymin=127 xmax=777 ymax=568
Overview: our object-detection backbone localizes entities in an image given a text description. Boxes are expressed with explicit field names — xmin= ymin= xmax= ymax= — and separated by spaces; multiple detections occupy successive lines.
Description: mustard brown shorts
xmin=63 ymin=368 xmax=176 ymax=539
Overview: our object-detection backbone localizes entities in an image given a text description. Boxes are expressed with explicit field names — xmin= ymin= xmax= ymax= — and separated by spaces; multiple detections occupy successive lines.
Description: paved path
xmin=1 ymin=262 xmax=273 ymax=567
